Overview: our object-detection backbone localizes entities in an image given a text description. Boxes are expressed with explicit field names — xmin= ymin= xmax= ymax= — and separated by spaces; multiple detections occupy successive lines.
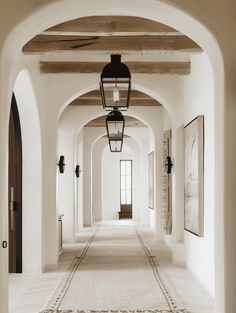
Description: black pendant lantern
xmin=100 ymin=54 xmax=131 ymax=111
xmin=109 ymin=139 xmax=123 ymax=152
xmin=106 ymin=109 xmax=125 ymax=140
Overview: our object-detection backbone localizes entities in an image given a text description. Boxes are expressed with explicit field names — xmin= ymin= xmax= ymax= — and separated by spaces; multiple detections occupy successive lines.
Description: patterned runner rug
xmin=40 ymin=225 xmax=190 ymax=313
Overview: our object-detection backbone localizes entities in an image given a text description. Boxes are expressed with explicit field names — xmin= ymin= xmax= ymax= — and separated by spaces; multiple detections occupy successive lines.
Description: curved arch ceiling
xmin=70 ymin=90 xmax=162 ymax=107
xmin=84 ymin=114 xmax=147 ymax=128
xmin=24 ymin=15 xmax=201 ymax=76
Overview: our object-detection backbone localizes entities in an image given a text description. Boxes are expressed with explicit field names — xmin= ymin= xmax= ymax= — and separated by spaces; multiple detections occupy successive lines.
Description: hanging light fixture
xmin=100 ymin=54 xmax=131 ymax=111
xmin=109 ymin=139 xmax=123 ymax=152
xmin=106 ymin=109 xmax=125 ymax=140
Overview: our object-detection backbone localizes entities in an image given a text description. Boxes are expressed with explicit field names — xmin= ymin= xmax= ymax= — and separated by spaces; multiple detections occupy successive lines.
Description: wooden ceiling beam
xmin=40 ymin=61 xmax=191 ymax=75
xmin=70 ymin=98 xmax=161 ymax=107
xmin=80 ymin=90 xmax=152 ymax=99
xmin=46 ymin=16 xmax=178 ymax=33
xmin=23 ymin=35 xmax=201 ymax=54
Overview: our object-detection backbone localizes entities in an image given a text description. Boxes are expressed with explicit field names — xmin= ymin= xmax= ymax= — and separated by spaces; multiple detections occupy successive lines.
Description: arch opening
xmin=0 ymin=1 xmax=225 ymax=313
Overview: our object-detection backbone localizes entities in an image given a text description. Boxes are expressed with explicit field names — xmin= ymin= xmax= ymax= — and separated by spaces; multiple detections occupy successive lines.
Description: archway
xmin=0 ymin=1 xmax=225 ymax=313
xmin=13 ymin=70 xmax=43 ymax=273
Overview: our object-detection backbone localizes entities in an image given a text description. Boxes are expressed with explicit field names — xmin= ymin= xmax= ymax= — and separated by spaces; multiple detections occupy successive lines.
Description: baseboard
xmin=44 ymin=263 xmax=58 ymax=271
xmin=187 ymin=265 xmax=215 ymax=298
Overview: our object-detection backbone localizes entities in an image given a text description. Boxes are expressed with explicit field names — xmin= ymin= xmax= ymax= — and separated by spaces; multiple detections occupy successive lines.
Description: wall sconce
xmin=75 ymin=165 xmax=82 ymax=177
xmin=100 ymin=54 xmax=131 ymax=111
xmin=58 ymin=155 xmax=66 ymax=173
xmin=165 ymin=156 xmax=173 ymax=174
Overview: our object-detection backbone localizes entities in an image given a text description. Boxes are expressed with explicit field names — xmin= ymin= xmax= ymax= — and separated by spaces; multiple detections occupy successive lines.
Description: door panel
xmin=8 ymin=94 xmax=22 ymax=273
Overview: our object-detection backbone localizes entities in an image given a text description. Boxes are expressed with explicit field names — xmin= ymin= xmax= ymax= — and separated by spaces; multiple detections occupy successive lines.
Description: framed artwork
xmin=148 ymin=151 xmax=154 ymax=209
xmin=184 ymin=116 xmax=204 ymax=236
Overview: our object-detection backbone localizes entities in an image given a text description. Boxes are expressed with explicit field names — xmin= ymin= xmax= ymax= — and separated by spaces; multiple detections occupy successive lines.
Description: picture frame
xmin=184 ymin=116 xmax=204 ymax=236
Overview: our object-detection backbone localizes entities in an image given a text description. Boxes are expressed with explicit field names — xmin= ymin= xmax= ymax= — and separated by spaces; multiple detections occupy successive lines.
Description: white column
xmin=58 ymin=129 xmax=76 ymax=242
xmin=155 ymin=136 xmax=164 ymax=241
xmin=42 ymin=117 xmax=59 ymax=269
xmin=92 ymin=139 xmax=107 ymax=222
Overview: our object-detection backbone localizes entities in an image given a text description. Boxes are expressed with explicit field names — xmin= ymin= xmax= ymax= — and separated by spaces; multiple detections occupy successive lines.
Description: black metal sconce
xmin=109 ymin=139 xmax=123 ymax=152
xmin=100 ymin=54 xmax=131 ymax=111
xmin=75 ymin=165 xmax=82 ymax=177
xmin=165 ymin=156 xmax=173 ymax=174
xmin=106 ymin=109 xmax=125 ymax=140
xmin=58 ymin=155 xmax=66 ymax=173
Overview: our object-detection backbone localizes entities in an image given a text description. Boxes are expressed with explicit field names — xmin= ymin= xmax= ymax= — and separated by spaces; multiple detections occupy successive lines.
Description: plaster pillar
xmin=41 ymin=116 xmax=59 ymax=269
xmin=83 ymin=128 xmax=105 ymax=227
xmin=155 ymin=136 xmax=164 ymax=241
xmin=92 ymin=138 xmax=107 ymax=222
xmin=76 ymin=137 xmax=84 ymax=231
xmin=217 ymin=61 xmax=236 ymax=313
xmin=58 ymin=129 xmax=76 ymax=242
xmin=83 ymin=132 xmax=93 ymax=227
xmin=171 ymin=125 xmax=185 ymax=262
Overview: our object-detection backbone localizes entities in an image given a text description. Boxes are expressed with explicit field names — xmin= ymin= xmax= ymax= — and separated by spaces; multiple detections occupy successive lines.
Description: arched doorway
xmin=8 ymin=93 xmax=22 ymax=273
xmin=0 ymin=1 xmax=227 ymax=313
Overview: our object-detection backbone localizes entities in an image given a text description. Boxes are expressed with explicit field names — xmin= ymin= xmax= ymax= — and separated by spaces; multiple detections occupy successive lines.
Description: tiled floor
xmin=9 ymin=221 xmax=214 ymax=313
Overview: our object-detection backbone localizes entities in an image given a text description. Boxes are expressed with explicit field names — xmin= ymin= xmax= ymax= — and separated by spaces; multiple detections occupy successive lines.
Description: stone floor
xmin=9 ymin=221 xmax=214 ymax=313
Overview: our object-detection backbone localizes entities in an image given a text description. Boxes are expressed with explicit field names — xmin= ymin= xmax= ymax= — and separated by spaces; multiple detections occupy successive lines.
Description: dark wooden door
xmin=8 ymin=94 xmax=22 ymax=273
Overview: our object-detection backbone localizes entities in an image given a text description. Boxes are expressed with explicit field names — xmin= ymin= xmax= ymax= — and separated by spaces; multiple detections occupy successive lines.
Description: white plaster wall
xmin=83 ymin=127 xmax=106 ymax=226
xmin=76 ymin=131 xmax=84 ymax=231
xmin=58 ymin=127 xmax=76 ymax=242
xmin=92 ymin=138 xmax=107 ymax=222
xmin=158 ymin=54 xmax=215 ymax=295
xmin=182 ymin=54 xmax=215 ymax=295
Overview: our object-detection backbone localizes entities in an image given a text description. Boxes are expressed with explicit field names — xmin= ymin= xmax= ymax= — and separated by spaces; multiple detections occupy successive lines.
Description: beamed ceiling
xmin=23 ymin=16 xmax=202 ymax=115
xmin=24 ymin=16 xmax=202 ymax=76
xmin=23 ymin=16 xmax=201 ymax=56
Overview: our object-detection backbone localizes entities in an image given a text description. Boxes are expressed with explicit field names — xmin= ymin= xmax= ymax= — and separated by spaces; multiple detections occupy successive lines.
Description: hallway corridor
xmin=9 ymin=222 xmax=213 ymax=313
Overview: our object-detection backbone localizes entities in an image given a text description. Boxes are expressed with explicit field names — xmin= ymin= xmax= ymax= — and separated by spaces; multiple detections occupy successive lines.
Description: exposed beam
xmin=70 ymin=98 xmax=161 ymax=107
xmin=80 ymin=90 xmax=152 ymax=100
xmin=42 ymin=31 xmax=181 ymax=36
xmin=40 ymin=61 xmax=191 ymax=75
xmin=23 ymin=35 xmax=201 ymax=54
xmin=84 ymin=115 xmax=147 ymax=127
xmin=46 ymin=16 xmax=178 ymax=34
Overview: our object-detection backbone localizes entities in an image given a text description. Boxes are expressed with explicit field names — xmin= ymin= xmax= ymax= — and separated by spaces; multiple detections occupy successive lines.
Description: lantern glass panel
xmin=109 ymin=139 xmax=123 ymax=152
xmin=100 ymin=77 xmax=131 ymax=110
xmin=107 ymin=120 xmax=124 ymax=140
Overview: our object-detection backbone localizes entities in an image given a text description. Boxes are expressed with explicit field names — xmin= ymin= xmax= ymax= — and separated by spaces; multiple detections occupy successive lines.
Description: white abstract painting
xmin=184 ymin=116 xmax=204 ymax=236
